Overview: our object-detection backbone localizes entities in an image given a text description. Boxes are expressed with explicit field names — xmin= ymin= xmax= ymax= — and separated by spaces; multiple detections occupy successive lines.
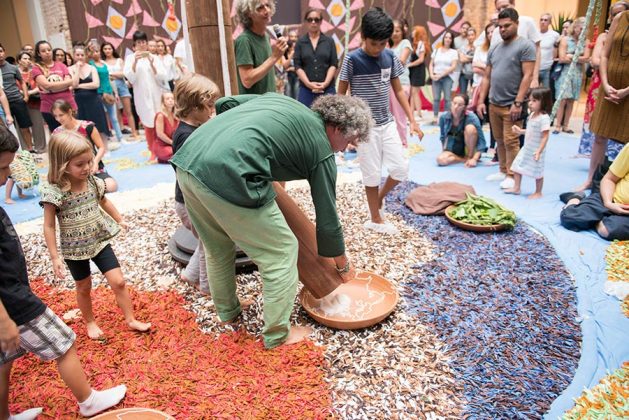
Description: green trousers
xmin=177 ymin=171 xmax=299 ymax=348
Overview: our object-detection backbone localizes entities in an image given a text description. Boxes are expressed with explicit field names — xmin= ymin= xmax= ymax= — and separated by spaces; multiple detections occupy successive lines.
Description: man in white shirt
xmin=538 ymin=13 xmax=560 ymax=88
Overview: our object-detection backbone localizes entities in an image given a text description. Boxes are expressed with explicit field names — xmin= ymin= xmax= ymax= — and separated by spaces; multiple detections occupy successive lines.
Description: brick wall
xmin=463 ymin=0 xmax=493 ymax=34
xmin=39 ymin=0 xmax=72 ymax=49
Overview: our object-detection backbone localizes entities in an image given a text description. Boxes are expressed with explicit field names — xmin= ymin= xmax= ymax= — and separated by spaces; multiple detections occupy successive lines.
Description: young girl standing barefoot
xmin=41 ymin=131 xmax=150 ymax=340
xmin=505 ymin=87 xmax=552 ymax=199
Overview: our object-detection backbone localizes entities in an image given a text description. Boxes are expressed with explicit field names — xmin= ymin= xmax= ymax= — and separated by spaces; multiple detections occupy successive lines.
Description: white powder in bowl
xmin=318 ymin=293 xmax=352 ymax=316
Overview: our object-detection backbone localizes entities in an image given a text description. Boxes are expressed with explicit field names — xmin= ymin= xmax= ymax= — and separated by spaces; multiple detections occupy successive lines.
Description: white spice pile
xmin=21 ymin=182 xmax=463 ymax=418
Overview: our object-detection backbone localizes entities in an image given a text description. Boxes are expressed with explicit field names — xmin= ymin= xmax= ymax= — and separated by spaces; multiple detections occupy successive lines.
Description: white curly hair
xmin=235 ymin=0 xmax=276 ymax=29
xmin=311 ymin=95 xmax=373 ymax=143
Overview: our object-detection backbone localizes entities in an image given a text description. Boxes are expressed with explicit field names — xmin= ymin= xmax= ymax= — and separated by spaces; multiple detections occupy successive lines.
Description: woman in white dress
xmin=123 ymin=31 xmax=166 ymax=161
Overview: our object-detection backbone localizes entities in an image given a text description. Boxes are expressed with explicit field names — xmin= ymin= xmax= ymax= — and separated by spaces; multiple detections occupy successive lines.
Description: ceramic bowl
xmin=91 ymin=408 xmax=175 ymax=419
xmin=300 ymin=271 xmax=398 ymax=329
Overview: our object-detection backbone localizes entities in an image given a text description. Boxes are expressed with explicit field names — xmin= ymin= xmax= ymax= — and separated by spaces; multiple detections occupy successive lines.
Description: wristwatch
xmin=513 ymin=101 xmax=523 ymax=107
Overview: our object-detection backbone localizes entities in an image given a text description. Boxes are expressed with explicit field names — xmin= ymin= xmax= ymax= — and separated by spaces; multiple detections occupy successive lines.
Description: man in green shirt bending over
xmin=171 ymin=93 xmax=372 ymax=348
xmin=234 ymin=0 xmax=287 ymax=94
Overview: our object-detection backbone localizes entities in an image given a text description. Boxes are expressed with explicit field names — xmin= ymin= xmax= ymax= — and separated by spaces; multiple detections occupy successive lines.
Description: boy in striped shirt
xmin=338 ymin=7 xmax=422 ymax=235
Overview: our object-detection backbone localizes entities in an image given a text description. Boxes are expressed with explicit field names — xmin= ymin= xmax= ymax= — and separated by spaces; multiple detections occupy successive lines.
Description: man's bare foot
xmin=18 ymin=193 xmax=27 ymax=199
xmin=86 ymin=322 xmax=105 ymax=340
xmin=128 ymin=320 xmax=151 ymax=332
xmin=281 ymin=325 xmax=313 ymax=347
xmin=4 ymin=198 xmax=15 ymax=204
xmin=574 ymin=181 xmax=591 ymax=192
xmin=528 ymin=193 xmax=543 ymax=199
xmin=504 ymin=188 xmax=520 ymax=195
xmin=218 ymin=312 xmax=242 ymax=327
xmin=239 ymin=297 xmax=254 ymax=309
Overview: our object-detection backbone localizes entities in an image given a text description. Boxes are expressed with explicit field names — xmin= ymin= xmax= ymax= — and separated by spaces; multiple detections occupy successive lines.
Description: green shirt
xmin=171 ymin=93 xmax=344 ymax=257
xmin=90 ymin=60 xmax=113 ymax=95
xmin=234 ymin=29 xmax=276 ymax=95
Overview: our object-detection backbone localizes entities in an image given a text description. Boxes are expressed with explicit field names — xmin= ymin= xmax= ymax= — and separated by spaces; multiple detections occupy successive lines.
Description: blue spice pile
xmin=388 ymin=182 xmax=581 ymax=419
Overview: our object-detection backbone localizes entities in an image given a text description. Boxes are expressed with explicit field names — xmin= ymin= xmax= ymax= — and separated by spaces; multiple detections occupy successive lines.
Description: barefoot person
xmin=0 ymin=124 xmax=127 ymax=418
xmin=41 ymin=131 xmax=151 ymax=340
xmin=436 ymin=93 xmax=486 ymax=167
xmin=171 ymin=93 xmax=370 ymax=348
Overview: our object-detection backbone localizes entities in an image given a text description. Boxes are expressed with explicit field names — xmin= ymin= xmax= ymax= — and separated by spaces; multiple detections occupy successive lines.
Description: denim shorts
xmin=115 ymin=78 xmax=131 ymax=98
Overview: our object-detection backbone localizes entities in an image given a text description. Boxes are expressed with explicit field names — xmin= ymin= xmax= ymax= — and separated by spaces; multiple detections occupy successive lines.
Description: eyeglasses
xmin=306 ymin=17 xmax=321 ymax=23
xmin=540 ymin=18 xmax=550 ymax=22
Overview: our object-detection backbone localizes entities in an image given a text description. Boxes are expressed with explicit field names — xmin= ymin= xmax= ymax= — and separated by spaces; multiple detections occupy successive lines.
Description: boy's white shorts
xmin=357 ymin=121 xmax=409 ymax=187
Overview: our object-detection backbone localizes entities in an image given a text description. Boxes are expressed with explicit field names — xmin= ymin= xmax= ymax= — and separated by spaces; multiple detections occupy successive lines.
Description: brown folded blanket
xmin=405 ymin=182 xmax=476 ymax=215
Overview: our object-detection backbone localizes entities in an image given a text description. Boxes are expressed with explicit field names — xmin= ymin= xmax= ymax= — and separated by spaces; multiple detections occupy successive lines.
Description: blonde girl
xmin=154 ymin=91 xmax=179 ymax=163
xmin=41 ymin=131 xmax=150 ymax=340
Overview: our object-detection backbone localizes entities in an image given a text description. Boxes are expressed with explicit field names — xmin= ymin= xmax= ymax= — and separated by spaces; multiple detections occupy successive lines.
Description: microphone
xmin=272 ymin=24 xmax=283 ymax=39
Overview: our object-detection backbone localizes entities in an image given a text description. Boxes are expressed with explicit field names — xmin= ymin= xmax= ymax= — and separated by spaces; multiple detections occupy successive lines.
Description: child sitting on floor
xmin=171 ymin=74 xmax=221 ymax=294
xmin=0 ymin=125 xmax=126 ymax=419
xmin=338 ymin=7 xmax=423 ymax=235
xmin=505 ymin=87 xmax=552 ymax=199
xmin=40 ymin=131 xmax=151 ymax=340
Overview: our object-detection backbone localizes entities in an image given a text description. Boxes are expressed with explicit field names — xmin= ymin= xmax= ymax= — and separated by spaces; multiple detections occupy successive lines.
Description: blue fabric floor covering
xmin=401 ymin=125 xmax=628 ymax=418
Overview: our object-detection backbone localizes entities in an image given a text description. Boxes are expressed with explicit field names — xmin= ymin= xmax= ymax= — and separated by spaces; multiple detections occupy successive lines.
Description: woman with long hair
xmin=155 ymin=39 xmax=176 ymax=92
xmin=458 ymin=27 xmax=477 ymax=96
xmin=153 ymin=91 xmax=179 ymax=163
xmin=52 ymin=48 xmax=66 ymax=64
xmin=408 ymin=25 xmax=430 ymax=120
xmin=88 ymin=44 xmax=123 ymax=144
xmin=428 ymin=31 xmax=458 ymax=125
xmin=101 ymin=42 xmax=139 ymax=140
xmin=553 ymin=17 xmax=591 ymax=134
xmin=389 ymin=19 xmax=414 ymax=145
xmin=69 ymin=44 xmax=111 ymax=141
xmin=472 ymin=23 xmax=497 ymax=157
xmin=16 ymin=51 xmax=46 ymax=152
xmin=31 ymin=40 xmax=76 ymax=131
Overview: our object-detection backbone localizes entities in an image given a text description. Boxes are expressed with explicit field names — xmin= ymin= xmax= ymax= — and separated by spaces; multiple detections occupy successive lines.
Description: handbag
xmin=550 ymin=62 xmax=564 ymax=82
xmin=102 ymin=93 xmax=116 ymax=105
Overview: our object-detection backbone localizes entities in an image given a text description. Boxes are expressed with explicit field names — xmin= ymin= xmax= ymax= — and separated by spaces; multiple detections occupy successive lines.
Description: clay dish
xmin=445 ymin=205 xmax=510 ymax=233
xmin=91 ymin=408 xmax=175 ymax=420
xmin=300 ymin=271 xmax=399 ymax=329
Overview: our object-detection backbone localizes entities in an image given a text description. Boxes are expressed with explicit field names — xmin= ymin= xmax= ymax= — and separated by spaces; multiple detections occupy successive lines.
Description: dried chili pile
xmin=562 ymin=361 xmax=629 ymax=419
xmin=605 ymin=240 xmax=629 ymax=283
xmin=10 ymin=280 xmax=331 ymax=419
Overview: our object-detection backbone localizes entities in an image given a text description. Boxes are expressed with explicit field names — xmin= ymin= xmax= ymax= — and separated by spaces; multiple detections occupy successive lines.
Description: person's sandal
xmin=562 ymin=128 xmax=575 ymax=134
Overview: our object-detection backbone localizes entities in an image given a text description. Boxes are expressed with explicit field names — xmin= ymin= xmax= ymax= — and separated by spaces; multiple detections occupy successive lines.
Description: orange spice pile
xmin=10 ymin=280 xmax=332 ymax=419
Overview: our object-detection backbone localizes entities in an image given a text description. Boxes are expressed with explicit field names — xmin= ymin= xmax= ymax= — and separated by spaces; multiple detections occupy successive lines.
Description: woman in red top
xmin=154 ymin=92 xmax=179 ymax=163
xmin=31 ymin=41 xmax=76 ymax=131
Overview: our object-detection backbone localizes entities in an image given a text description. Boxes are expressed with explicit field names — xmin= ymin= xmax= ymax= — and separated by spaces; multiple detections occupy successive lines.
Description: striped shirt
xmin=339 ymin=48 xmax=404 ymax=126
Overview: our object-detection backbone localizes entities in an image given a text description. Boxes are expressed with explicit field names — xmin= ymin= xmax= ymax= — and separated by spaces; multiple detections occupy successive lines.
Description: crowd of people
xmin=0 ymin=31 xmax=189 ymax=204
xmin=0 ymin=0 xmax=628 ymax=417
